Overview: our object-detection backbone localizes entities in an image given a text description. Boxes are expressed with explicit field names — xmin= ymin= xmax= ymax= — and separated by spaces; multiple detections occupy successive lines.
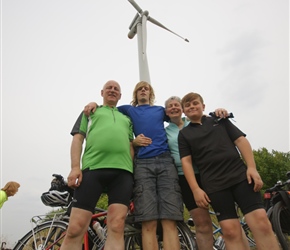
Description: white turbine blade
xmin=148 ymin=16 xmax=189 ymax=42
xmin=142 ymin=14 xmax=147 ymax=58
xmin=128 ymin=0 xmax=143 ymax=14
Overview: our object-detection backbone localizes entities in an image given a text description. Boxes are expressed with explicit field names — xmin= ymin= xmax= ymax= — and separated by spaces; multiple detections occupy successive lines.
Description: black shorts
xmin=208 ymin=179 xmax=264 ymax=222
xmin=72 ymin=169 xmax=134 ymax=213
xmin=179 ymin=174 xmax=202 ymax=211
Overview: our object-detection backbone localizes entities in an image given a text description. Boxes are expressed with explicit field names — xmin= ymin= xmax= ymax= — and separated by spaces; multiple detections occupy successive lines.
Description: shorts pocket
xmin=133 ymin=184 xmax=144 ymax=216
xmin=174 ymin=182 xmax=184 ymax=213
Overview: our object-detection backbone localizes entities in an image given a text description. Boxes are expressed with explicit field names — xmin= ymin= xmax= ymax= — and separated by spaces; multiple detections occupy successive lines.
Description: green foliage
xmin=253 ymin=147 xmax=290 ymax=192
xmin=96 ymin=194 xmax=109 ymax=210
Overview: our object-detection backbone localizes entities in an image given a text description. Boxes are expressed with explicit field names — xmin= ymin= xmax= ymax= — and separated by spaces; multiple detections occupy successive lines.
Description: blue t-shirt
xmin=118 ymin=104 xmax=170 ymax=158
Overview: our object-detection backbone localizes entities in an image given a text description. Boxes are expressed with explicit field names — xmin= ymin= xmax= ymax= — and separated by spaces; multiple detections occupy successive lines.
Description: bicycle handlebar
xmin=209 ymin=112 xmax=234 ymax=119
xmin=265 ymin=171 xmax=290 ymax=193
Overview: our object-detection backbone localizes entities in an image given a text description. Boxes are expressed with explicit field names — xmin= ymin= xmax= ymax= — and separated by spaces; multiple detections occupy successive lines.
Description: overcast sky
xmin=1 ymin=0 xmax=289 ymax=246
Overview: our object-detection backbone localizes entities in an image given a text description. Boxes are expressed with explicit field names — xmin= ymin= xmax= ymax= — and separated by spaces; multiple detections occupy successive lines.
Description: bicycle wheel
xmin=124 ymin=221 xmax=197 ymax=250
xmin=177 ymin=221 xmax=197 ymax=250
xmin=272 ymin=201 xmax=290 ymax=250
xmin=241 ymin=222 xmax=256 ymax=248
xmin=13 ymin=221 xmax=68 ymax=250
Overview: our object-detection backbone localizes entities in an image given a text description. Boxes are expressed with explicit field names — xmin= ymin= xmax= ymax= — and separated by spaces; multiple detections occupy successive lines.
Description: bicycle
xmin=12 ymin=174 xmax=108 ymax=250
xmin=267 ymin=171 xmax=290 ymax=250
xmin=124 ymin=217 xmax=196 ymax=250
xmin=187 ymin=205 xmax=256 ymax=250
xmin=13 ymin=174 xmax=197 ymax=250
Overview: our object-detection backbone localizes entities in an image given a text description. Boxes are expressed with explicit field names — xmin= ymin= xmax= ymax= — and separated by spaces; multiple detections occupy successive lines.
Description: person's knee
xmin=66 ymin=223 xmax=86 ymax=239
xmin=249 ymin=216 xmax=272 ymax=234
xmin=161 ymin=219 xmax=177 ymax=231
xmin=220 ymin=220 xmax=241 ymax=240
xmin=246 ymin=209 xmax=272 ymax=234
xmin=191 ymin=209 xmax=212 ymax=234
xmin=108 ymin=216 xmax=126 ymax=233
xmin=107 ymin=204 xmax=128 ymax=233
xmin=142 ymin=220 xmax=157 ymax=232
xmin=195 ymin=222 xmax=212 ymax=235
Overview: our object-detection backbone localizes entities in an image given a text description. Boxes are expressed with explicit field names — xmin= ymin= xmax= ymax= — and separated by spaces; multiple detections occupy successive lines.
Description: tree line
xmin=254 ymin=147 xmax=290 ymax=192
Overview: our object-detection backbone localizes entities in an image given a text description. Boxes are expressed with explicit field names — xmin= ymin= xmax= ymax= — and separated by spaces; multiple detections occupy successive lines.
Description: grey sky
xmin=1 ymin=0 xmax=289 ymax=247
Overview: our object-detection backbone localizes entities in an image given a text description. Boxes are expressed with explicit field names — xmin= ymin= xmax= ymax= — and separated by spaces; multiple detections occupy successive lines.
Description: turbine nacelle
xmin=127 ymin=0 xmax=189 ymax=83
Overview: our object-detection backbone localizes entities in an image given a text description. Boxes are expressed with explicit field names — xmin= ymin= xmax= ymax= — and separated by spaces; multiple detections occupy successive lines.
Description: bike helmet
xmin=41 ymin=190 xmax=71 ymax=207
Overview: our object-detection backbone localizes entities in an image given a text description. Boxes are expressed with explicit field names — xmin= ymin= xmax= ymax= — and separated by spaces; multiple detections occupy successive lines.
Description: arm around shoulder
xmin=84 ymin=102 xmax=98 ymax=116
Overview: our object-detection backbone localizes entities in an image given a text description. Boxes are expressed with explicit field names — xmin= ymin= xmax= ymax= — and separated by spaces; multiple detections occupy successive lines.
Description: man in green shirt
xmin=61 ymin=80 xmax=134 ymax=250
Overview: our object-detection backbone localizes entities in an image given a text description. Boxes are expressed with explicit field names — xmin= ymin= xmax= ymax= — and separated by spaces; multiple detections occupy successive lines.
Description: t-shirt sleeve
xmin=117 ymin=105 xmax=131 ymax=116
xmin=70 ymin=111 xmax=87 ymax=137
xmin=223 ymin=119 xmax=246 ymax=141
xmin=178 ymin=130 xmax=191 ymax=159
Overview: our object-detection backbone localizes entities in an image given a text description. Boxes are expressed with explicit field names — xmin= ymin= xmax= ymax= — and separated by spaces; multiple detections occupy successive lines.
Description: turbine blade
xmin=128 ymin=0 xmax=143 ymax=14
xmin=148 ymin=16 xmax=189 ymax=42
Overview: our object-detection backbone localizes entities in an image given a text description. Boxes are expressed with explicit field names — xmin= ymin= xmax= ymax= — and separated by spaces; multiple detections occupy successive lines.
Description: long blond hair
xmin=130 ymin=81 xmax=155 ymax=106
xmin=2 ymin=181 xmax=20 ymax=196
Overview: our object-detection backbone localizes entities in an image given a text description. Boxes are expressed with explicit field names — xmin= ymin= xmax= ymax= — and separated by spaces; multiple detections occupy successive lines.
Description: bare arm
xmin=234 ymin=136 xmax=263 ymax=192
xmin=67 ymin=133 xmax=85 ymax=188
xmin=132 ymin=134 xmax=152 ymax=147
xmin=181 ymin=155 xmax=211 ymax=209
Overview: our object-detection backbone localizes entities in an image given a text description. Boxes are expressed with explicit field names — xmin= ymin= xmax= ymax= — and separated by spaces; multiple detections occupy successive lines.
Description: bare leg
xmin=161 ymin=219 xmax=180 ymax=250
xmin=219 ymin=218 xmax=250 ymax=250
xmin=104 ymin=203 xmax=128 ymax=250
xmin=191 ymin=208 xmax=213 ymax=250
xmin=142 ymin=220 xmax=159 ymax=250
xmin=61 ymin=207 xmax=92 ymax=250
xmin=245 ymin=209 xmax=279 ymax=250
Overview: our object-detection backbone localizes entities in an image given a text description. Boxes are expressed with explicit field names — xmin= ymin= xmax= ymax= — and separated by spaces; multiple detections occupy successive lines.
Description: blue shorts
xmin=133 ymin=152 xmax=184 ymax=222
xmin=208 ymin=179 xmax=264 ymax=222
xmin=73 ymin=169 xmax=133 ymax=214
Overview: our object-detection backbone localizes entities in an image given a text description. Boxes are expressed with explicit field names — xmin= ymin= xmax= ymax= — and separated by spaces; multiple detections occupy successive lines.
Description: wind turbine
xmin=127 ymin=0 xmax=189 ymax=84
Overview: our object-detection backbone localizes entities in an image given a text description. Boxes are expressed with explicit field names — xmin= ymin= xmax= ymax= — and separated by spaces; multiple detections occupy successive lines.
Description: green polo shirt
xmin=71 ymin=105 xmax=133 ymax=173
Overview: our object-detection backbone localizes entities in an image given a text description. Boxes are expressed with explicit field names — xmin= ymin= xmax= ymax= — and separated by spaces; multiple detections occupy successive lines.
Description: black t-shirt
xmin=178 ymin=116 xmax=247 ymax=194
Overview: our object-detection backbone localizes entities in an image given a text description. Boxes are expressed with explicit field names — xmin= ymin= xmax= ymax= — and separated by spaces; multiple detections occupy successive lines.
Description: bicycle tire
xmin=272 ymin=201 xmax=290 ymax=250
xmin=241 ymin=222 xmax=256 ymax=248
xmin=124 ymin=221 xmax=197 ymax=250
xmin=13 ymin=220 xmax=68 ymax=250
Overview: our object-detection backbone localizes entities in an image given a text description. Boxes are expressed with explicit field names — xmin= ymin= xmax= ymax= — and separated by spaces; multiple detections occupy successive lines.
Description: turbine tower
xmin=127 ymin=0 xmax=189 ymax=84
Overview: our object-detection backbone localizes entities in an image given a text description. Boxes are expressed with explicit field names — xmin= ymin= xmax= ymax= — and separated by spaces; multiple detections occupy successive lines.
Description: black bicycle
xmin=267 ymin=171 xmax=290 ymax=250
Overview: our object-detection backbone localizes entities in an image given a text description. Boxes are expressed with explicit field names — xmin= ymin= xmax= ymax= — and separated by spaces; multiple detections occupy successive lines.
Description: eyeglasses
xmin=137 ymin=86 xmax=150 ymax=91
